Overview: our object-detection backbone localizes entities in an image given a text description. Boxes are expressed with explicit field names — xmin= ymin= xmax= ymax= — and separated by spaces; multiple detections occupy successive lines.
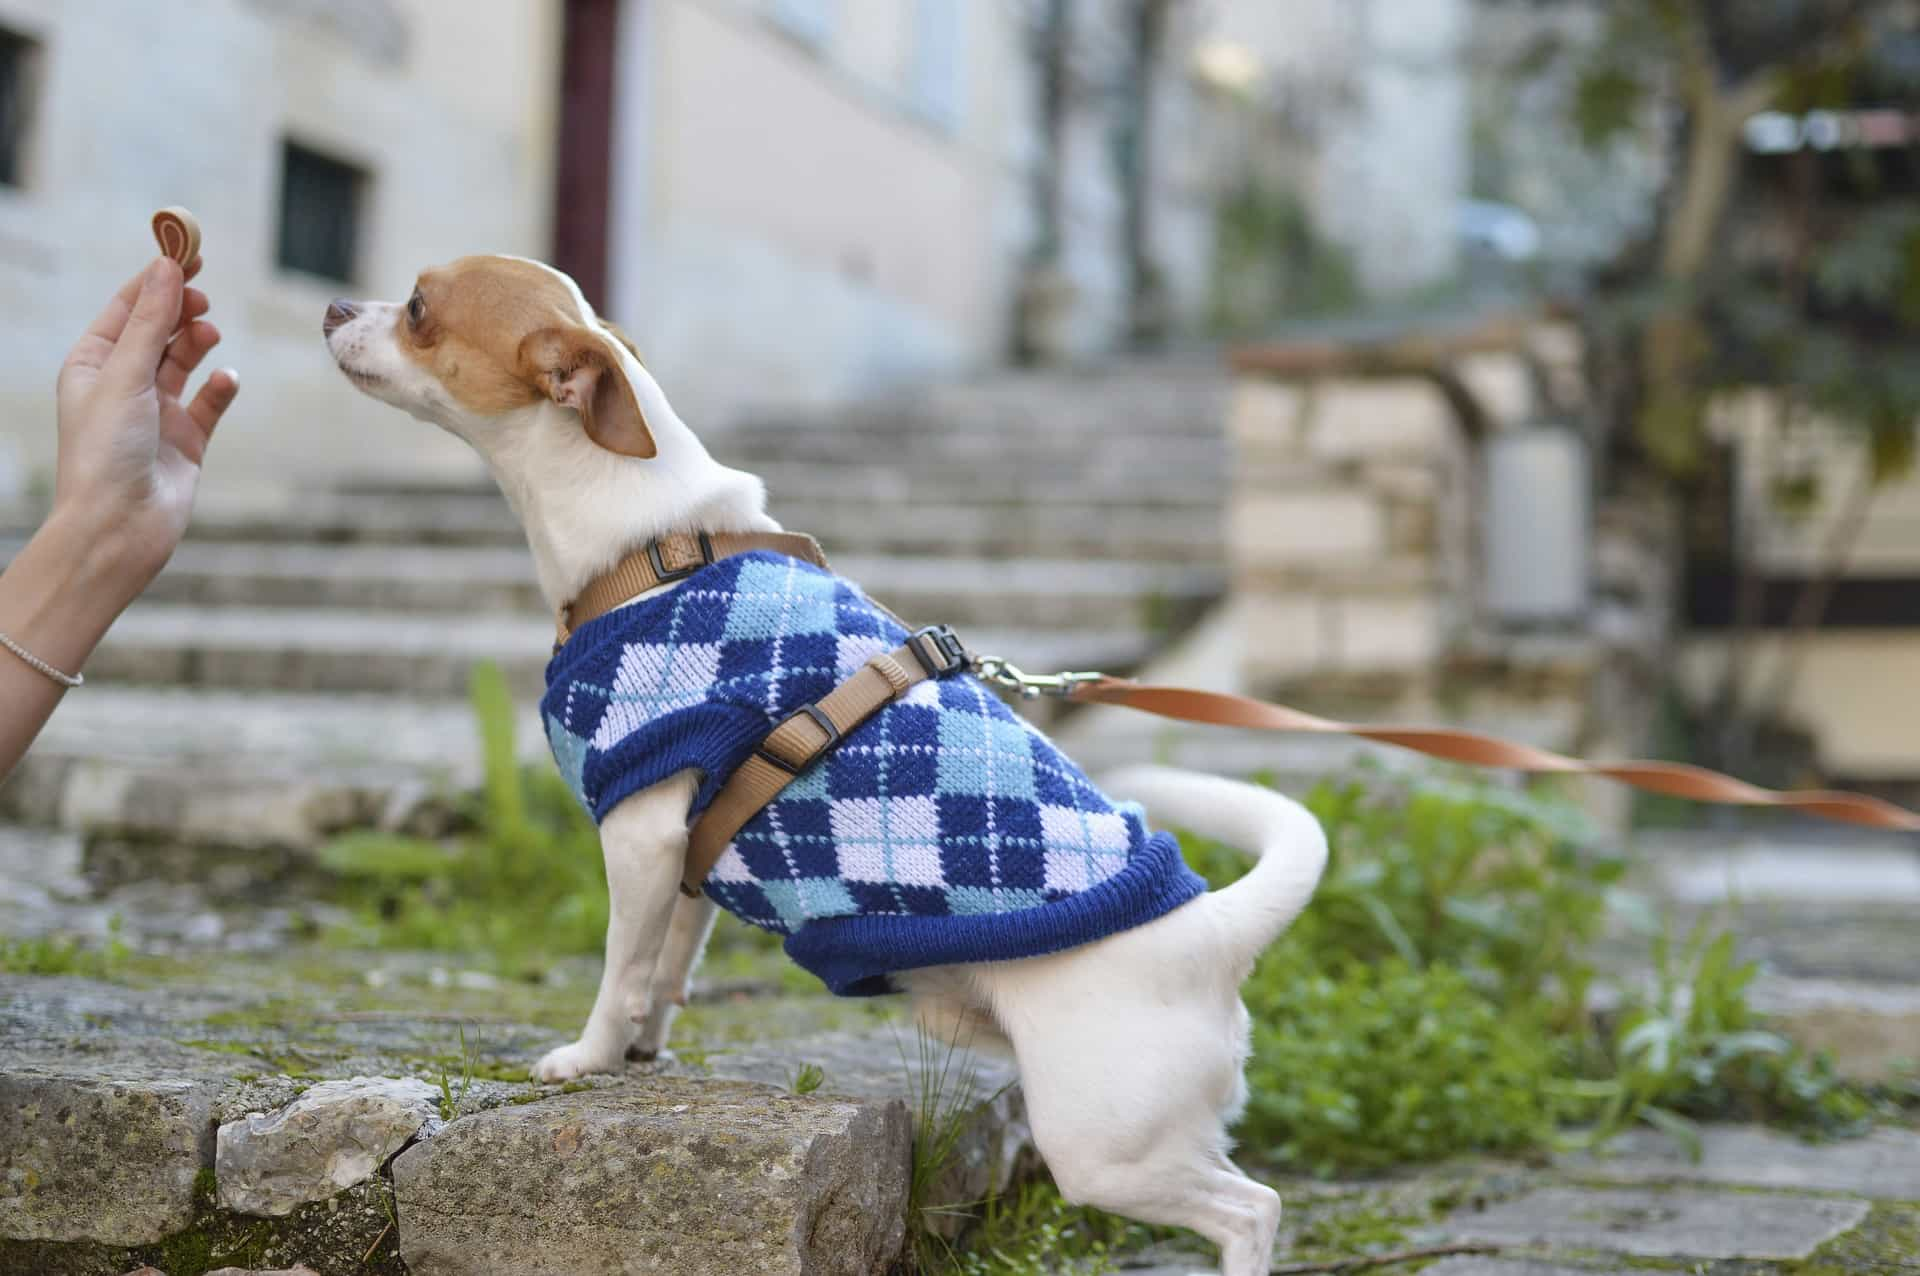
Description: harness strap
xmin=681 ymin=625 xmax=971 ymax=896
xmin=1066 ymin=678 xmax=1920 ymax=833
xmin=559 ymin=530 xmax=831 ymax=644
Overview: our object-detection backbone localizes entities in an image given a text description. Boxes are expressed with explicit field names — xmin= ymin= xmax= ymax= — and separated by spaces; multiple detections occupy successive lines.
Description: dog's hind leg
xmin=535 ymin=773 xmax=697 ymax=1083
xmin=627 ymin=891 xmax=718 ymax=1061
xmin=1054 ymin=1152 xmax=1278 ymax=1276
xmin=978 ymin=910 xmax=1281 ymax=1276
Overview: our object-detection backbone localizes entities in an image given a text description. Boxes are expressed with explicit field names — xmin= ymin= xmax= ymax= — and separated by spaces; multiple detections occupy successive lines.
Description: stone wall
xmin=1223 ymin=314 xmax=1673 ymax=820
xmin=1228 ymin=374 xmax=1473 ymax=695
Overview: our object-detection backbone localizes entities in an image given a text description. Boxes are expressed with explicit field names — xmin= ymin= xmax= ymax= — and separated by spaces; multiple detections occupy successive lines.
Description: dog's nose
xmin=323 ymin=299 xmax=359 ymax=338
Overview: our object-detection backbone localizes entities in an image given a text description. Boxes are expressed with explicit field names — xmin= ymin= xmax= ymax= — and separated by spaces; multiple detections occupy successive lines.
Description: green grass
xmin=0 ymin=917 xmax=129 ymax=977
xmin=314 ymin=663 xmax=789 ymax=985
xmin=790 ymin=1061 xmax=825 ymax=1095
xmin=939 ymin=1182 xmax=1137 ymax=1276
xmin=1184 ymin=773 xmax=1876 ymax=1176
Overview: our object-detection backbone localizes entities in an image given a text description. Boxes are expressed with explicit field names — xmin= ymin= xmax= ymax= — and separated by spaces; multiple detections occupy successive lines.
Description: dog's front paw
xmin=534 ymin=1040 xmax=624 ymax=1083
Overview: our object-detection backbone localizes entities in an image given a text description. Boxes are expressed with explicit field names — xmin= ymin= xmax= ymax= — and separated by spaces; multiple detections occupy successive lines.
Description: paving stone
xmin=390 ymin=1076 xmax=911 ymax=1276
xmin=0 ymin=825 xmax=87 ymax=899
xmin=1562 ymin=1124 xmax=1920 ymax=1200
xmin=1654 ymin=841 xmax=1920 ymax=906
xmin=0 ymin=1047 xmax=240 ymax=1245
xmin=1442 ymin=1185 xmax=1869 ymax=1261
xmin=1420 ymin=1261 xmax=1644 ymax=1276
xmin=697 ymin=1030 xmax=1031 ymax=1234
xmin=1752 ymin=981 xmax=1920 ymax=1084
xmin=216 ymin=1076 xmax=441 ymax=1216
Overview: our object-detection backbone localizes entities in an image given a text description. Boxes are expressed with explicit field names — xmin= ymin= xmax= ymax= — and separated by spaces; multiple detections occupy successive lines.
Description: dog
xmin=324 ymin=255 xmax=1328 ymax=1275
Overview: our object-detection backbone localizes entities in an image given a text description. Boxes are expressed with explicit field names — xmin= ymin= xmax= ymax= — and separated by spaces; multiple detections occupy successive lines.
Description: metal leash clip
xmin=971 ymin=654 xmax=1108 ymax=700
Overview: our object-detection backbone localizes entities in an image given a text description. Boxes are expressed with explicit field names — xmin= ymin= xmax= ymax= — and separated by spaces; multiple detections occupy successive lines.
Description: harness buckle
xmin=907 ymin=625 xmax=969 ymax=678
xmin=756 ymin=703 xmax=842 ymax=775
xmin=646 ymin=532 xmax=716 ymax=584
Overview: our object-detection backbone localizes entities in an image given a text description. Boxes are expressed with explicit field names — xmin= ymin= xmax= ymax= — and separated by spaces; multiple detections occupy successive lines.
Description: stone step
xmin=768 ymin=498 xmax=1225 ymax=561
xmin=715 ymin=426 xmax=1228 ymax=469
xmin=51 ymin=541 xmax=1223 ymax=633
xmin=88 ymin=540 xmax=546 ymax=614
xmin=838 ymin=554 xmax=1226 ymax=632
xmin=0 ymin=977 xmax=1025 ymax=1276
xmin=86 ymin=604 xmax=557 ymax=697
xmin=1 ymin=686 xmax=545 ymax=857
xmin=744 ymin=458 xmax=1227 ymax=509
xmin=79 ymin=604 xmax=1158 ymax=696
xmin=726 ymin=365 xmax=1231 ymax=439
xmin=157 ymin=487 xmax=523 ymax=548
xmin=13 ymin=495 xmax=1224 ymax=565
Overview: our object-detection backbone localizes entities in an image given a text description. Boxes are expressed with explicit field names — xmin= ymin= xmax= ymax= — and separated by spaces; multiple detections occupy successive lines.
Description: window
xmin=277 ymin=141 xmax=368 ymax=284
xmin=0 ymin=26 xmax=44 ymax=189
xmin=910 ymin=0 xmax=964 ymax=129
xmin=768 ymin=0 xmax=834 ymax=50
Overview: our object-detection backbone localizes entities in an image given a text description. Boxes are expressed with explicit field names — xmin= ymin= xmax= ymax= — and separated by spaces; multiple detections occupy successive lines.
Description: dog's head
xmin=323 ymin=255 xmax=656 ymax=459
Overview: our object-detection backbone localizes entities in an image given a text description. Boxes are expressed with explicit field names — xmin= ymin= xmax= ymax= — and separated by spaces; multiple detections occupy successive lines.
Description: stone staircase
xmin=0 ymin=360 xmax=1232 ymax=907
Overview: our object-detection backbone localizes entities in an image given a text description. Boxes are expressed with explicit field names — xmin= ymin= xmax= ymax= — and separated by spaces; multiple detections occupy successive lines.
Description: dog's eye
xmin=407 ymin=292 xmax=426 ymax=325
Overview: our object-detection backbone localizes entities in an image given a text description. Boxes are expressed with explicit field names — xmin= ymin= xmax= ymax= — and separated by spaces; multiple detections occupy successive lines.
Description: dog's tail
xmin=1102 ymin=765 xmax=1328 ymax=966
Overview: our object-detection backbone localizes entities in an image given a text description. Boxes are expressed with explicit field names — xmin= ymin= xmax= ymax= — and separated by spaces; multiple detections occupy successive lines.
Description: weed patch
xmin=1185 ymin=773 xmax=1877 ymax=1175
xmin=314 ymin=663 xmax=789 ymax=982
xmin=0 ymin=918 xmax=129 ymax=977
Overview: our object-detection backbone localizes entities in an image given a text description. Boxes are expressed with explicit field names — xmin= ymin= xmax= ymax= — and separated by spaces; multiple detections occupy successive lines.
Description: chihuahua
xmin=325 ymin=256 xmax=1327 ymax=1275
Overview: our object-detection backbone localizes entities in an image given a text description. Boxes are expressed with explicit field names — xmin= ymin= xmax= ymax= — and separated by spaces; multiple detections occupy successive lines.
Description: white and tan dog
xmin=324 ymin=256 xmax=1327 ymax=1275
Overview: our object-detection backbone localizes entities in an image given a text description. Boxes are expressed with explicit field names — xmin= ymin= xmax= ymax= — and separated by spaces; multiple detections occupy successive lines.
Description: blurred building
xmin=1199 ymin=0 xmax=1470 ymax=297
xmin=0 ymin=0 xmax=1484 ymax=495
xmin=572 ymin=0 xmax=1029 ymax=423
xmin=0 ymin=0 xmax=561 ymax=497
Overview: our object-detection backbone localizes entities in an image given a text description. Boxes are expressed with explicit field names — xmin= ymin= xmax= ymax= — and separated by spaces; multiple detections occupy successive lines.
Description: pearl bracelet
xmin=0 ymin=631 xmax=84 ymax=688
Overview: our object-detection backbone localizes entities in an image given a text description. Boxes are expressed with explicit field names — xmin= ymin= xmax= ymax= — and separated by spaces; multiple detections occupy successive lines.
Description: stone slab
xmin=1420 ymin=1262 xmax=1643 ymax=1276
xmin=698 ymin=1030 xmax=1032 ymax=1234
xmin=1656 ymin=843 xmax=1920 ymax=906
xmin=217 ymin=1076 xmax=441 ymax=1216
xmin=1562 ymin=1125 xmax=1920 ymax=1200
xmin=1443 ymin=1185 xmax=1869 ymax=1261
xmin=390 ymin=1076 xmax=910 ymax=1276
xmin=0 ymin=1059 xmax=229 ymax=1245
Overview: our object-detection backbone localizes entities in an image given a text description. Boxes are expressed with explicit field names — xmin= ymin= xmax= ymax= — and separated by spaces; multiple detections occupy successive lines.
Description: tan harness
xmin=561 ymin=533 xmax=1920 ymax=898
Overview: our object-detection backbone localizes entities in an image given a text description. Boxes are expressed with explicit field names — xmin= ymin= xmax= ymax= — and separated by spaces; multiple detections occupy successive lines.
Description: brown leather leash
xmin=1059 ymin=677 xmax=1920 ymax=833
xmin=563 ymin=538 xmax=1920 ymax=899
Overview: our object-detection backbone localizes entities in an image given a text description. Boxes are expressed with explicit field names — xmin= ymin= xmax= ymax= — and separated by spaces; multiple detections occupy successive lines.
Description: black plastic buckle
xmin=907 ymin=625 xmax=969 ymax=679
xmin=756 ymin=704 xmax=841 ymax=775
xmin=646 ymin=532 xmax=715 ymax=584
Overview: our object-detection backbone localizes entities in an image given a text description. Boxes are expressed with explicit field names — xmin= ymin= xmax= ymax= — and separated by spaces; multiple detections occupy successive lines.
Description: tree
xmin=1012 ymin=0 xmax=1076 ymax=364
xmin=1116 ymin=0 xmax=1177 ymax=348
xmin=1512 ymin=0 xmax=1920 ymax=775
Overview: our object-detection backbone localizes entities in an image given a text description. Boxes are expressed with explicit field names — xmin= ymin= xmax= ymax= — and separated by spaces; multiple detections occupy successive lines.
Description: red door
xmin=553 ymin=0 xmax=622 ymax=312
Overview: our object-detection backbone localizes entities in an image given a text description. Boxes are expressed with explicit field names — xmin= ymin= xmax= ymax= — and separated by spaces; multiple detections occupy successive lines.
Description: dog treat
xmin=151 ymin=207 xmax=201 ymax=267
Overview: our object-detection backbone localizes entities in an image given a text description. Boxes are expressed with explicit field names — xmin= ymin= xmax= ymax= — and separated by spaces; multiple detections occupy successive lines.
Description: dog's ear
xmin=519 ymin=326 xmax=657 ymax=459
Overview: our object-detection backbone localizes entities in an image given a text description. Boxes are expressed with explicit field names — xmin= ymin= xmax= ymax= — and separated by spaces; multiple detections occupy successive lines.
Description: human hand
xmin=51 ymin=255 xmax=240 ymax=599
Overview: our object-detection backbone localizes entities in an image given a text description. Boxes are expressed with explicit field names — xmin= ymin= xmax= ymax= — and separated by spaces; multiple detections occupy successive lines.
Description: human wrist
xmin=4 ymin=509 xmax=158 ymax=649
xmin=39 ymin=502 xmax=170 ymax=603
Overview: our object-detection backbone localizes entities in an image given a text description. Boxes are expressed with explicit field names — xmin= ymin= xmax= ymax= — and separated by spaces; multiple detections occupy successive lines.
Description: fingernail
xmin=221 ymin=368 xmax=240 ymax=391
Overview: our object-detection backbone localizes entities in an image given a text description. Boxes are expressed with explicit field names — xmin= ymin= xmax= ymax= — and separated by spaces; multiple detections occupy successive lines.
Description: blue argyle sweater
xmin=541 ymin=551 xmax=1205 ymax=996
